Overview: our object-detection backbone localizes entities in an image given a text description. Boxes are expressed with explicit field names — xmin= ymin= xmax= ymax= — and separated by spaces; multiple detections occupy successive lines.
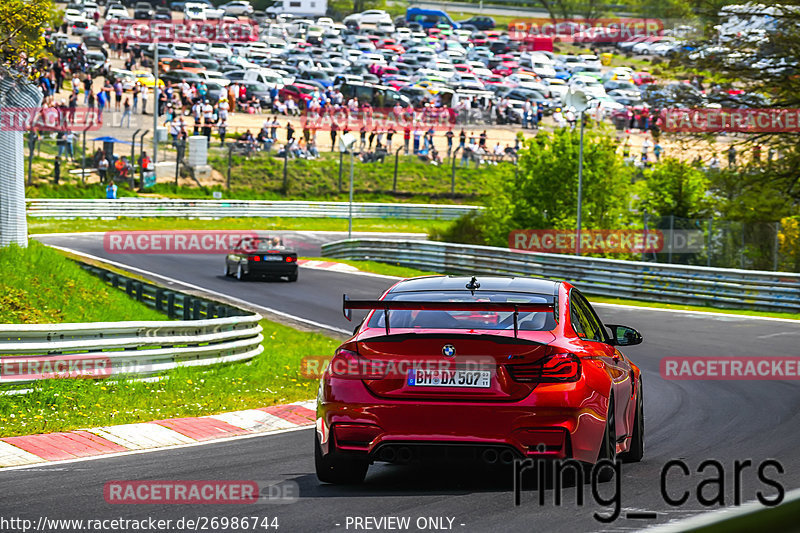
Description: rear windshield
xmin=237 ymin=237 xmax=284 ymax=251
xmin=367 ymin=291 xmax=556 ymax=331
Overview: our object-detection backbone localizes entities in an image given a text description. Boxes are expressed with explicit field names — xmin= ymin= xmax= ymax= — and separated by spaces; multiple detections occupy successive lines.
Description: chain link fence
xmin=642 ymin=214 xmax=799 ymax=272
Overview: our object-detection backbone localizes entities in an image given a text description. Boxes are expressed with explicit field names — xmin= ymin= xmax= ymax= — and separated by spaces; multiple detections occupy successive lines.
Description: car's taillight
xmin=249 ymin=255 xmax=260 ymax=261
xmin=506 ymin=353 xmax=581 ymax=383
xmin=285 ymin=256 xmax=295 ymax=262
xmin=329 ymin=349 xmax=386 ymax=380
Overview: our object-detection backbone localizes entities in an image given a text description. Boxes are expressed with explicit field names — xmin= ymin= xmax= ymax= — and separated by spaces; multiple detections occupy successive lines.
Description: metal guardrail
xmin=321 ymin=239 xmax=800 ymax=314
xmin=26 ymin=199 xmax=482 ymax=221
xmin=0 ymin=263 xmax=264 ymax=386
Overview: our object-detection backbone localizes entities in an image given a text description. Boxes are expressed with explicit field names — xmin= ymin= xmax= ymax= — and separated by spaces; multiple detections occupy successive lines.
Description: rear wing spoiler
xmin=343 ymin=295 xmax=555 ymax=337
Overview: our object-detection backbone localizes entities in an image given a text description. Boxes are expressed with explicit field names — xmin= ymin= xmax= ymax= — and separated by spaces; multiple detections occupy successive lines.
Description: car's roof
xmin=388 ymin=275 xmax=560 ymax=296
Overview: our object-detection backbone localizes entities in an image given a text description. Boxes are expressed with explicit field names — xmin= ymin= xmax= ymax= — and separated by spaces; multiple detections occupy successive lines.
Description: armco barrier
xmin=321 ymin=239 xmax=800 ymax=314
xmin=25 ymin=199 xmax=482 ymax=221
xmin=0 ymin=263 xmax=264 ymax=386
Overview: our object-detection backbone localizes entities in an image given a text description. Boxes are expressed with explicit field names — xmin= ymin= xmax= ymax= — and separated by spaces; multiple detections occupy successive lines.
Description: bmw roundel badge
xmin=442 ymin=344 xmax=456 ymax=357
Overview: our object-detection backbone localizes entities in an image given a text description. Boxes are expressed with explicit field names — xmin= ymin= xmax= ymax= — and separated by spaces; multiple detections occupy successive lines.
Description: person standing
xmin=641 ymin=136 xmax=653 ymax=160
xmin=65 ymin=130 xmax=75 ymax=161
xmin=727 ymin=145 xmax=736 ymax=168
xmin=98 ymin=156 xmax=109 ymax=182
xmin=113 ymin=80 xmax=123 ymax=112
xmin=386 ymin=125 xmax=394 ymax=152
xmin=82 ymin=74 xmax=92 ymax=104
xmin=654 ymin=142 xmax=663 ymax=162
xmin=218 ymin=97 xmax=229 ymax=122
xmin=330 ymin=121 xmax=338 ymax=151
xmin=68 ymin=91 xmax=77 ymax=123
xmin=522 ymin=100 xmax=531 ymax=129
xmin=192 ymin=100 xmax=202 ymax=135
xmin=359 ymin=124 xmax=367 ymax=151
xmin=96 ymin=88 xmax=106 ymax=124
xmin=445 ymin=128 xmax=454 ymax=157
xmin=403 ymin=126 xmax=411 ymax=155
xmin=54 ymin=156 xmax=61 ymax=184
xmin=218 ymin=119 xmax=227 ymax=146
xmin=120 ymin=96 xmax=132 ymax=127
xmin=202 ymin=100 xmax=214 ymax=139
xmin=86 ymin=88 xmax=96 ymax=123
xmin=140 ymin=84 xmax=148 ymax=115
xmin=286 ymin=121 xmax=295 ymax=142
xmin=132 ymin=82 xmax=140 ymax=114
xmin=270 ymin=116 xmax=279 ymax=141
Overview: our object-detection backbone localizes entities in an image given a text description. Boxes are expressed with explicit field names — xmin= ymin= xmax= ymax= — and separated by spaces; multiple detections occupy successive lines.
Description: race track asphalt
xmin=4 ymin=231 xmax=799 ymax=533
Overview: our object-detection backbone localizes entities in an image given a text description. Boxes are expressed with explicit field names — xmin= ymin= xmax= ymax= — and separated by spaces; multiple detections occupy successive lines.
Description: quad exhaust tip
xmin=396 ymin=447 xmax=413 ymax=463
xmin=379 ymin=447 xmax=397 ymax=462
xmin=500 ymin=450 xmax=515 ymax=465
xmin=482 ymin=449 xmax=499 ymax=464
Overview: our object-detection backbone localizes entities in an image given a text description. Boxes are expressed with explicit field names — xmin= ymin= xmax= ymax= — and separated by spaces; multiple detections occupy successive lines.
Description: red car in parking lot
xmin=315 ymin=275 xmax=645 ymax=484
xmin=278 ymin=82 xmax=317 ymax=102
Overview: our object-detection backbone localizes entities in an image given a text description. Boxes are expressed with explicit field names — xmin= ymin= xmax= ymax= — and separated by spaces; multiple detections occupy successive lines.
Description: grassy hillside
xmin=0 ymin=242 xmax=167 ymax=323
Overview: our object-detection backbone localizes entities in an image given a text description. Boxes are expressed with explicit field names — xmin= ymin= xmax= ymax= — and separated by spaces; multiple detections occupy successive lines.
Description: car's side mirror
xmin=605 ymin=324 xmax=642 ymax=346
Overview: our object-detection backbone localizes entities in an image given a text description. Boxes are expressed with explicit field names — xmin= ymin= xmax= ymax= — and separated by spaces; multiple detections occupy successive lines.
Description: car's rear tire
xmin=288 ymin=271 xmax=298 ymax=282
xmin=315 ymin=433 xmax=368 ymax=485
xmin=620 ymin=380 xmax=644 ymax=463
xmin=592 ymin=395 xmax=617 ymax=482
xmin=224 ymin=263 xmax=230 ymax=277
xmin=236 ymin=264 xmax=244 ymax=280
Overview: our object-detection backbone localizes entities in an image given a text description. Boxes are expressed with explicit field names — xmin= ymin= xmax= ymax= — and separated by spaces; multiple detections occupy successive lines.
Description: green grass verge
xmin=0 ymin=241 xmax=166 ymax=323
xmin=317 ymin=257 xmax=800 ymax=321
xmin=28 ymin=217 xmax=444 ymax=235
xmin=0 ymin=319 xmax=334 ymax=437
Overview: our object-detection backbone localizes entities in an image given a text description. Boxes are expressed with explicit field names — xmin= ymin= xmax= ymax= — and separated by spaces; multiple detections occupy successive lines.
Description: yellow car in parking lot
xmin=132 ymin=70 xmax=165 ymax=88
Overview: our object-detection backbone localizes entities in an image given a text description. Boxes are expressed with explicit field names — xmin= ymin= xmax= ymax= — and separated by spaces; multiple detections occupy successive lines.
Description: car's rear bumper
xmin=317 ymin=378 xmax=607 ymax=464
xmin=244 ymin=262 xmax=297 ymax=276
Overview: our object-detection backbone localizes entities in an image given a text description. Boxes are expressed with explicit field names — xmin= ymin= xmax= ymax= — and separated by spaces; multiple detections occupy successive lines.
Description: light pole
xmin=563 ymin=87 xmax=590 ymax=255
xmin=338 ymin=132 xmax=357 ymax=239
xmin=152 ymin=39 xmax=160 ymax=169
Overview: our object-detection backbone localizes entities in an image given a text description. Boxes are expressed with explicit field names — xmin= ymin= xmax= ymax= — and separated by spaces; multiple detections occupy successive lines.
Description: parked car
xmin=220 ymin=0 xmax=253 ymax=16
xmin=458 ymin=16 xmax=495 ymax=30
xmin=82 ymin=30 xmax=105 ymax=48
xmin=132 ymin=2 xmax=154 ymax=19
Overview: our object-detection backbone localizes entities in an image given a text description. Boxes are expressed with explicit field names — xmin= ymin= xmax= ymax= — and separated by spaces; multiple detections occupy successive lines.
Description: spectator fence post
xmin=393 ymin=146 xmax=403 ymax=193
xmin=451 ymin=146 xmax=461 ymax=197
xmin=227 ymin=144 xmax=233 ymax=190
xmin=338 ymin=151 xmax=343 ymax=193
xmin=282 ymin=142 xmax=289 ymax=194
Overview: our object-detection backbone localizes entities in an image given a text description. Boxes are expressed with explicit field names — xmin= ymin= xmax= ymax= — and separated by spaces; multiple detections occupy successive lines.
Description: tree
xmin=0 ymin=0 xmax=58 ymax=77
xmin=635 ymin=158 xmax=712 ymax=219
xmin=479 ymin=124 xmax=636 ymax=247
xmin=669 ymin=1 xmax=800 ymax=202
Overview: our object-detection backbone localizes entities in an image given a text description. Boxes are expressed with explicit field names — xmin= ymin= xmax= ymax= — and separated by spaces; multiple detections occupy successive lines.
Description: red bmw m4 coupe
xmin=315 ymin=276 xmax=644 ymax=484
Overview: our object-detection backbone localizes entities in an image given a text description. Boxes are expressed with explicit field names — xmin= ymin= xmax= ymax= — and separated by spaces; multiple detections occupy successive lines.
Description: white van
xmin=243 ymin=68 xmax=285 ymax=88
xmin=266 ymin=0 xmax=326 ymax=18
